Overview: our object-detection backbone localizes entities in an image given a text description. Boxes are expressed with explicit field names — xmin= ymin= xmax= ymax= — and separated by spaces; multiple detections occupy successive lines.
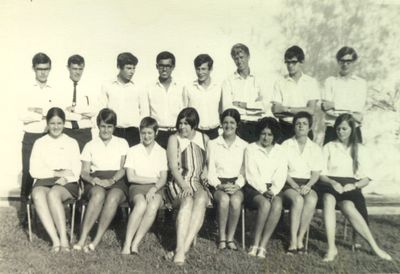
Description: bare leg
xmin=183 ymin=189 xmax=208 ymax=253
xmin=31 ymin=187 xmax=60 ymax=247
xmin=76 ymin=187 xmax=106 ymax=247
xmin=47 ymin=185 xmax=74 ymax=248
xmin=121 ymin=194 xmax=147 ymax=254
xmin=282 ymin=189 xmax=303 ymax=250
xmin=91 ymin=188 xmax=126 ymax=248
xmin=226 ymin=190 xmax=244 ymax=242
xmin=297 ymin=190 xmax=317 ymax=249
xmin=340 ymin=201 xmax=392 ymax=260
xmin=214 ymin=190 xmax=230 ymax=244
xmin=174 ymin=196 xmax=194 ymax=264
xmin=251 ymin=195 xmax=271 ymax=247
xmin=322 ymin=193 xmax=338 ymax=261
xmin=259 ymin=195 xmax=283 ymax=249
xmin=130 ymin=194 xmax=163 ymax=253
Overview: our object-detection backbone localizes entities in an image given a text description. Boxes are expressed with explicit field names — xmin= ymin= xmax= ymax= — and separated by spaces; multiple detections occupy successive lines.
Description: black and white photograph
xmin=0 ymin=0 xmax=399 ymax=273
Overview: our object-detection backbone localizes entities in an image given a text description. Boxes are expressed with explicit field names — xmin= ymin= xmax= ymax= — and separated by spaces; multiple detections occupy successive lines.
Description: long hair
xmin=333 ymin=113 xmax=359 ymax=173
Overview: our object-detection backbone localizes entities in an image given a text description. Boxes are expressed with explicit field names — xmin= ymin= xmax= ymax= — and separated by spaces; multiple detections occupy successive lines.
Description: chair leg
xmin=70 ymin=202 xmax=76 ymax=244
xmin=27 ymin=203 xmax=32 ymax=242
xmin=241 ymin=207 xmax=245 ymax=249
xmin=80 ymin=204 xmax=86 ymax=234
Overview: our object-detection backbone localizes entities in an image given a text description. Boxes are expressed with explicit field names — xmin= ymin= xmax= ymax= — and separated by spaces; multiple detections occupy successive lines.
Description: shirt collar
xmin=193 ymin=78 xmax=216 ymax=89
xmin=113 ymin=77 xmax=134 ymax=85
xmin=215 ymin=135 xmax=241 ymax=149
xmin=33 ymin=81 xmax=51 ymax=88
xmin=233 ymin=70 xmax=254 ymax=79
xmin=156 ymin=78 xmax=177 ymax=87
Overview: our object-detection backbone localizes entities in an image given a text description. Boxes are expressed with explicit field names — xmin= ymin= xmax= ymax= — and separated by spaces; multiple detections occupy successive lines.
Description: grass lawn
xmin=0 ymin=206 xmax=399 ymax=273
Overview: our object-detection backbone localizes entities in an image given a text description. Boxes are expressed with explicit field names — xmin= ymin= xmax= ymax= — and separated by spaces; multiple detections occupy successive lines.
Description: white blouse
xmin=81 ymin=136 xmax=129 ymax=172
xmin=244 ymin=143 xmax=287 ymax=195
xmin=207 ymin=135 xmax=248 ymax=188
xmin=30 ymin=134 xmax=81 ymax=183
xmin=281 ymin=137 xmax=323 ymax=179
xmin=322 ymin=141 xmax=369 ymax=179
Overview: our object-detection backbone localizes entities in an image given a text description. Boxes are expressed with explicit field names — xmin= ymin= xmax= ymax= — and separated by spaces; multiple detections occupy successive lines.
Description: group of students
xmin=22 ymin=43 xmax=393 ymax=265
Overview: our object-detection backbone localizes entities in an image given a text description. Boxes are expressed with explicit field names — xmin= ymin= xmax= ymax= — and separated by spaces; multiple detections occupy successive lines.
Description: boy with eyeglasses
xmin=272 ymin=45 xmax=320 ymax=142
xmin=321 ymin=46 xmax=366 ymax=144
xmin=145 ymin=51 xmax=185 ymax=149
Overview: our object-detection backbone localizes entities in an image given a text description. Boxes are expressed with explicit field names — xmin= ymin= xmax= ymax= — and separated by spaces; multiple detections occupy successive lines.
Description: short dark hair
xmin=96 ymin=108 xmax=117 ymax=127
xmin=284 ymin=45 xmax=305 ymax=62
xmin=220 ymin=108 xmax=241 ymax=125
xmin=140 ymin=116 xmax=159 ymax=132
xmin=231 ymin=43 xmax=250 ymax=58
xmin=156 ymin=51 xmax=176 ymax=66
xmin=194 ymin=54 xmax=213 ymax=70
xmin=255 ymin=117 xmax=281 ymax=144
xmin=117 ymin=52 xmax=138 ymax=69
xmin=67 ymin=54 xmax=85 ymax=67
xmin=292 ymin=111 xmax=313 ymax=129
xmin=32 ymin=52 xmax=51 ymax=68
xmin=46 ymin=107 xmax=65 ymax=123
xmin=336 ymin=46 xmax=358 ymax=61
xmin=175 ymin=107 xmax=200 ymax=130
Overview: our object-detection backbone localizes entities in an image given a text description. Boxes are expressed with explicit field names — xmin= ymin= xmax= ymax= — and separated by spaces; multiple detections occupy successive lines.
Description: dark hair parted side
xmin=67 ymin=54 xmax=85 ymax=67
xmin=292 ymin=111 xmax=313 ymax=129
xmin=231 ymin=43 xmax=250 ymax=58
xmin=97 ymin=108 xmax=117 ymax=127
xmin=255 ymin=117 xmax=281 ymax=144
xmin=140 ymin=116 xmax=159 ymax=132
xmin=117 ymin=52 xmax=138 ymax=68
xmin=46 ymin=107 xmax=66 ymax=123
xmin=336 ymin=46 xmax=358 ymax=61
xmin=156 ymin=51 xmax=176 ymax=66
xmin=32 ymin=52 xmax=51 ymax=67
xmin=194 ymin=54 xmax=213 ymax=70
xmin=284 ymin=45 xmax=305 ymax=62
xmin=333 ymin=113 xmax=360 ymax=173
xmin=175 ymin=107 xmax=200 ymax=130
xmin=220 ymin=108 xmax=241 ymax=125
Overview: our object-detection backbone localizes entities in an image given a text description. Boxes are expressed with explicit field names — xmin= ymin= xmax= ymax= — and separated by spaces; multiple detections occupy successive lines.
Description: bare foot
xmin=322 ymin=248 xmax=338 ymax=262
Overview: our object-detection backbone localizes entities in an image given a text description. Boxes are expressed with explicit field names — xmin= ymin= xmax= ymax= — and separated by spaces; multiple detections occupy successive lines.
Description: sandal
xmin=297 ymin=247 xmax=307 ymax=255
xmin=218 ymin=240 xmax=227 ymax=250
xmin=257 ymin=247 xmax=267 ymax=258
xmin=286 ymin=248 xmax=297 ymax=255
xmin=83 ymin=243 xmax=95 ymax=253
xmin=227 ymin=241 xmax=238 ymax=251
xmin=50 ymin=246 xmax=61 ymax=253
xmin=248 ymin=246 xmax=259 ymax=256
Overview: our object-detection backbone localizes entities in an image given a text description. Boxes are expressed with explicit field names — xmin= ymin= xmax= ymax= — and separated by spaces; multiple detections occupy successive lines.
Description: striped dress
xmin=176 ymin=131 xmax=206 ymax=192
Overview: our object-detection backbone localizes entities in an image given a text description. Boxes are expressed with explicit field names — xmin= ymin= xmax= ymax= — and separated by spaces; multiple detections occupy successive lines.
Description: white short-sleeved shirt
xmin=321 ymin=141 xmax=369 ymax=179
xmin=323 ymin=75 xmax=367 ymax=126
xmin=146 ymin=79 xmax=185 ymax=128
xmin=282 ymin=137 xmax=323 ymax=179
xmin=244 ymin=143 xmax=287 ymax=195
xmin=184 ymin=79 xmax=222 ymax=129
xmin=272 ymin=73 xmax=320 ymax=122
xmin=124 ymin=142 xmax=168 ymax=178
xmin=81 ymin=136 xmax=129 ymax=172
xmin=100 ymin=78 xmax=147 ymax=128
xmin=30 ymin=134 xmax=81 ymax=183
xmin=207 ymin=135 xmax=248 ymax=187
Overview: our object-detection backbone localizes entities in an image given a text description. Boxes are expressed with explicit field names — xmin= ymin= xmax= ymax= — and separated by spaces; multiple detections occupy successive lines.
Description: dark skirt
xmin=33 ymin=178 xmax=79 ymax=199
xmin=129 ymin=183 xmax=163 ymax=199
xmin=82 ymin=170 xmax=129 ymax=198
xmin=314 ymin=176 xmax=368 ymax=223
xmin=243 ymin=184 xmax=270 ymax=209
xmin=281 ymin=178 xmax=311 ymax=192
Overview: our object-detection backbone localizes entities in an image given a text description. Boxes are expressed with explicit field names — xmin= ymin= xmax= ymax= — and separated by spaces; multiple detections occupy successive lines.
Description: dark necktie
xmin=71 ymin=81 xmax=79 ymax=129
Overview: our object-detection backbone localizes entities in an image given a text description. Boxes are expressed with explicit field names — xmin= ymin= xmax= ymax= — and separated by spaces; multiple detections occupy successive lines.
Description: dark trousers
xmin=324 ymin=126 xmax=363 ymax=145
xmin=114 ymin=127 xmax=140 ymax=147
xmin=198 ymin=127 xmax=220 ymax=140
xmin=156 ymin=129 xmax=176 ymax=149
xmin=21 ymin=132 xmax=45 ymax=200
xmin=238 ymin=121 xmax=258 ymax=143
xmin=63 ymin=128 xmax=92 ymax=152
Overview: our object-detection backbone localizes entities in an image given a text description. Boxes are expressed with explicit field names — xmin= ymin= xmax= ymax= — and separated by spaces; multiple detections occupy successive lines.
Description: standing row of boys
xmin=22 ymin=44 xmax=392 ymax=266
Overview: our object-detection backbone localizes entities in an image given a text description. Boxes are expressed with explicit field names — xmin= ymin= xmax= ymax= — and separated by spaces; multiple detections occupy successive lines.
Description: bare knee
xmin=304 ymin=192 xmax=318 ymax=208
xmin=323 ymin=194 xmax=336 ymax=209
xmin=105 ymin=190 xmax=124 ymax=206
xmin=292 ymin=194 xmax=304 ymax=208
xmin=31 ymin=187 xmax=47 ymax=202
xmin=229 ymin=195 xmax=243 ymax=211
xmin=194 ymin=191 xmax=208 ymax=207
xmin=47 ymin=186 xmax=64 ymax=202
xmin=215 ymin=192 xmax=230 ymax=209
xmin=89 ymin=187 xmax=106 ymax=203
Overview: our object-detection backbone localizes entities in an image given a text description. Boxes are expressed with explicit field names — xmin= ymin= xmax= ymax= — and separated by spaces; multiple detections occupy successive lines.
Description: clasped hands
xmin=217 ymin=182 xmax=240 ymax=195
